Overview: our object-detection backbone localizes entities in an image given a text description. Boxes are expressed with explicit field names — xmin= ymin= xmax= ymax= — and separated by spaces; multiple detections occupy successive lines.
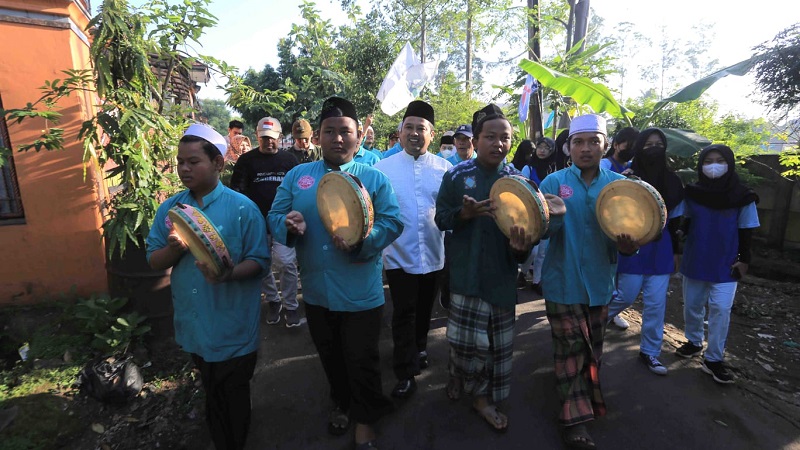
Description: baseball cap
xmin=257 ymin=117 xmax=282 ymax=139
xmin=292 ymin=119 xmax=312 ymax=139
xmin=453 ymin=124 xmax=473 ymax=138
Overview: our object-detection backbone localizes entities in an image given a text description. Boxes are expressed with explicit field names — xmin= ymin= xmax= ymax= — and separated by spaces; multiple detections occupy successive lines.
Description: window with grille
xmin=0 ymin=97 xmax=25 ymax=221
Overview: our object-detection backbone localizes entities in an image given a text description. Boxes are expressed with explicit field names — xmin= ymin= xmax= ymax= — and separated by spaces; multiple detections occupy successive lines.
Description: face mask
xmin=440 ymin=145 xmax=455 ymax=158
xmin=702 ymin=163 xmax=728 ymax=179
xmin=617 ymin=148 xmax=635 ymax=162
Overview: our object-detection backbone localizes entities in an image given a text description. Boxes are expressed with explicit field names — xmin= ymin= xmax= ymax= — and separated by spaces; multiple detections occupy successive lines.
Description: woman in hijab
xmin=520 ymin=137 xmax=558 ymax=185
xmin=606 ymin=128 xmax=685 ymax=376
xmin=553 ymin=129 xmax=570 ymax=170
xmin=676 ymin=144 xmax=759 ymax=384
xmin=511 ymin=139 xmax=534 ymax=171
xmin=518 ymin=137 xmax=557 ymax=293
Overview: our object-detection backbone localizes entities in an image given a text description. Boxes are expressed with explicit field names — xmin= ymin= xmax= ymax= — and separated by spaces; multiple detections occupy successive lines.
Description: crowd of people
xmin=145 ymin=96 xmax=759 ymax=450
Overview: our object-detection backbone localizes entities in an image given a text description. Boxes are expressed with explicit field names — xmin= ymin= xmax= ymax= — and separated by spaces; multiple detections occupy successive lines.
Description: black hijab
xmin=529 ymin=137 xmax=558 ymax=181
xmin=685 ymin=144 xmax=759 ymax=209
xmin=511 ymin=140 xmax=534 ymax=171
xmin=629 ymin=128 xmax=684 ymax=211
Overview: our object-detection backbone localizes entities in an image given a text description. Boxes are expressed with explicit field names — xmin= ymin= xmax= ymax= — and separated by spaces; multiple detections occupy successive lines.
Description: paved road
xmin=246 ymin=287 xmax=800 ymax=450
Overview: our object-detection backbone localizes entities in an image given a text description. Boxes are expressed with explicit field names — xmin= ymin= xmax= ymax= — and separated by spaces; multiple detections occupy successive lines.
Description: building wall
xmin=0 ymin=1 xmax=108 ymax=303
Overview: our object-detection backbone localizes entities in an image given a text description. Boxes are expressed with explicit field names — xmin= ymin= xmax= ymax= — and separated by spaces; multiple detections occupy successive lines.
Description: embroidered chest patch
xmin=559 ymin=184 xmax=574 ymax=199
xmin=297 ymin=175 xmax=315 ymax=190
xmin=464 ymin=176 xmax=477 ymax=189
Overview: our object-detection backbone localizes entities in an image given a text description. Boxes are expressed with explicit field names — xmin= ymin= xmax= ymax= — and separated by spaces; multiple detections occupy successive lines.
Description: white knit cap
xmin=568 ymin=114 xmax=607 ymax=138
xmin=183 ymin=123 xmax=227 ymax=155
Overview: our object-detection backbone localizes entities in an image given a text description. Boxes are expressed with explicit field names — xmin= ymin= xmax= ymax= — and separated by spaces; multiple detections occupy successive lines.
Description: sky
xmin=171 ymin=0 xmax=798 ymax=120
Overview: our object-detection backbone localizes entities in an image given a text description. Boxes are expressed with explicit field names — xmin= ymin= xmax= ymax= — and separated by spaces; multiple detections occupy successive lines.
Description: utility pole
xmin=527 ymin=0 xmax=543 ymax=139
xmin=420 ymin=12 xmax=426 ymax=63
xmin=465 ymin=1 xmax=473 ymax=95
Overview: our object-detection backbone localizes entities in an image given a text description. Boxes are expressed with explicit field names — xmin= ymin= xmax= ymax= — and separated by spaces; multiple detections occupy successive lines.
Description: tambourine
xmin=167 ymin=203 xmax=231 ymax=276
xmin=316 ymin=171 xmax=374 ymax=246
xmin=490 ymin=175 xmax=550 ymax=242
xmin=595 ymin=178 xmax=667 ymax=245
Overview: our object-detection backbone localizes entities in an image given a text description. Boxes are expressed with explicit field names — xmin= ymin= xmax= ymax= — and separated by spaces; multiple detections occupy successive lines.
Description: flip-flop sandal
xmin=327 ymin=407 xmax=350 ymax=436
xmin=354 ymin=441 xmax=378 ymax=450
xmin=446 ymin=376 xmax=463 ymax=401
xmin=562 ymin=424 xmax=596 ymax=449
xmin=473 ymin=404 xmax=508 ymax=434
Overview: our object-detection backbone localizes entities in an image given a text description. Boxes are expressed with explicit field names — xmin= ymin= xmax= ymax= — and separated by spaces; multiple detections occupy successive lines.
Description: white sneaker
xmin=612 ymin=315 xmax=630 ymax=329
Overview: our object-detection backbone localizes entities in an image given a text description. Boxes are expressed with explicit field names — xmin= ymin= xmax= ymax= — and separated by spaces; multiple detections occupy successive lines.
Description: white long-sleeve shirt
xmin=375 ymin=151 xmax=452 ymax=274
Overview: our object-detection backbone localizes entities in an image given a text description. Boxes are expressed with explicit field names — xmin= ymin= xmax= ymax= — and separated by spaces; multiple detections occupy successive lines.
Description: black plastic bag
xmin=77 ymin=354 xmax=143 ymax=403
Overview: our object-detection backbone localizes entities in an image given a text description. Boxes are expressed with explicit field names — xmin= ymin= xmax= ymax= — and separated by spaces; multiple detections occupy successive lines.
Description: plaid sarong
xmin=545 ymin=301 xmax=608 ymax=425
xmin=446 ymin=294 xmax=515 ymax=403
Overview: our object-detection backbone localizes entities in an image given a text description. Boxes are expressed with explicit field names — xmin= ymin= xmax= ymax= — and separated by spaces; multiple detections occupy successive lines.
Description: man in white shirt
xmin=375 ymin=100 xmax=452 ymax=399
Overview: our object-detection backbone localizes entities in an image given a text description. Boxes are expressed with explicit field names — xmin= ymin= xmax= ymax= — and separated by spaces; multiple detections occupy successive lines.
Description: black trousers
xmin=191 ymin=351 xmax=257 ymax=450
xmin=385 ymin=268 xmax=441 ymax=380
xmin=305 ymin=303 xmax=394 ymax=424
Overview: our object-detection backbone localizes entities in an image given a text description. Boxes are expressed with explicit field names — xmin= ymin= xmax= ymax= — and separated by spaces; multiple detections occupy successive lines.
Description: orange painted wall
xmin=0 ymin=1 xmax=108 ymax=303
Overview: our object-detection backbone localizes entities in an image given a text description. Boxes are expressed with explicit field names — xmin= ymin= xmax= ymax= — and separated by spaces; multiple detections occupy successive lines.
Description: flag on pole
xmin=518 ymin=74 xmax=536 ymax=122
xmin=377 ymin=43 xmax=439 ymax=116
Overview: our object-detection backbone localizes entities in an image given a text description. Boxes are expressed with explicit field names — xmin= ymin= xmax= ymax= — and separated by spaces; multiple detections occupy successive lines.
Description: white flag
xmin=377 ymin=43 xmax=438 ymax=116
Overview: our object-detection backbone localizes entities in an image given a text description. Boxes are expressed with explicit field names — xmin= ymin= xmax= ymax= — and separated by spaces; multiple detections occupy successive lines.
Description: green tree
xmin=198 ymin=99 xmax=231 ymax=134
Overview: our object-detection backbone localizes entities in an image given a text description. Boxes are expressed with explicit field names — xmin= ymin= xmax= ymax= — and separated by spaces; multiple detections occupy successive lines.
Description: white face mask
xmin=702 ymin=163 xmax=728 ymax=179
xmin=439 ymin=145 xmax=455 ymax=158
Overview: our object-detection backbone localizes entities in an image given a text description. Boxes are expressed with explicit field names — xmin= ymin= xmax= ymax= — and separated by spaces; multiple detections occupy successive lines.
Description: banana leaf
xmin=662 ymin=128 xmax=712 ymax=157
xmin=519 ymin=58 xmax=634 ymax=123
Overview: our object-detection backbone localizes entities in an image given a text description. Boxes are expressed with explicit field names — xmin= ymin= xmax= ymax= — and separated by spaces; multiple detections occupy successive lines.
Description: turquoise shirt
xmin=383 ymin=142 xmax=403 ymax=158
xmin=361 ymin=144 xmax=384 ymax=160
xmin=268 ymin=159 xmax=403 ymax=312
xmin=446 ymin=151 xmax=477 ymax=166
xmin=539 ymin=165 xmax=625 ymax=306
xmin=146 ymin=182 xmax=270 ymax=362
xmin=354 ymin=147 xmax=381 ymax=166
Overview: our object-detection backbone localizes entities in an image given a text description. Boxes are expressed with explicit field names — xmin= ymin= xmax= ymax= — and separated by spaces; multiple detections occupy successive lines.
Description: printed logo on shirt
xmin=297 ymin=175 xmax=315 ymax=190
xmin=464 ymin=176 xmax=477 ymax=189
xmin=559 ymin=184 xmax=574 ymax=199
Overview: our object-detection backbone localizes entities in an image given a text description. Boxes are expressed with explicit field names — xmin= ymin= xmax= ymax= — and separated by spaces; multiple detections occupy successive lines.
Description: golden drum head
xmin=167 ymin=203 xmax=230 ymax=276
xmin=595 ymin=178 xmax=667 ymax=245
xmin=490 ymin=175 xmax=550 ymax=242
xmin=316 ymin=171 xmax=374 ymax=246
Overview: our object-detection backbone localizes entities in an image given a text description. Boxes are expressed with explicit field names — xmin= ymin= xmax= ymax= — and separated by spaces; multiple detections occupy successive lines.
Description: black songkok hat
xmin=472 ymin=103 xmax=504 ymax=131
xmin=319 ymin=97 xmax=359 ymax=127
xmin=402 ymin=100 xmax=435 ymax=126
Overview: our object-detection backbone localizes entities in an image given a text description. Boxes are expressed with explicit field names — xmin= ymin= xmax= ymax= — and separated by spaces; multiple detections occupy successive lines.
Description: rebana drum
xmin=167 ymin=203 xmax=231 ymax=276
xmin=490 ymin=175 xmax=550 ymax=242
xmin=317 ymin=171 xmax=374 ymax=246
xmin=595 ymin=178 xmax=667 ymax=245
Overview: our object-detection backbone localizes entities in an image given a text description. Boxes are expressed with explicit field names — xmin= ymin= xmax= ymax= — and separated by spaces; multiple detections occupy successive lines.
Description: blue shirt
xmin=446 ymin=151 xmax=478 ymax=166
xmin=680 ymin=200 xmax=759 ymax=283
xmin=599 ymin=157 xmax=630 ymax=173
xmin=520 ymin=165 xmax=542 ymax=185
xmin=540 ymin=165 xmax=625 ymax=306
xmin=354 ymin=147 xmax=381 ymax=166
xmin=617 ymin=201 xmax=685 ymax=275
xmin=268 ymin=159 xmax=404 ymax=312
xmin=383 ymin=142 xmax=403 ymax=158
xmin=146 ymin=182 xmax=270 ymax=362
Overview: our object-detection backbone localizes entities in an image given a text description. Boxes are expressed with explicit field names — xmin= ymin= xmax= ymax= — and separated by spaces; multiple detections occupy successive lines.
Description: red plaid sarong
xmin=545 ymin=300 xmax=608 ymax=425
